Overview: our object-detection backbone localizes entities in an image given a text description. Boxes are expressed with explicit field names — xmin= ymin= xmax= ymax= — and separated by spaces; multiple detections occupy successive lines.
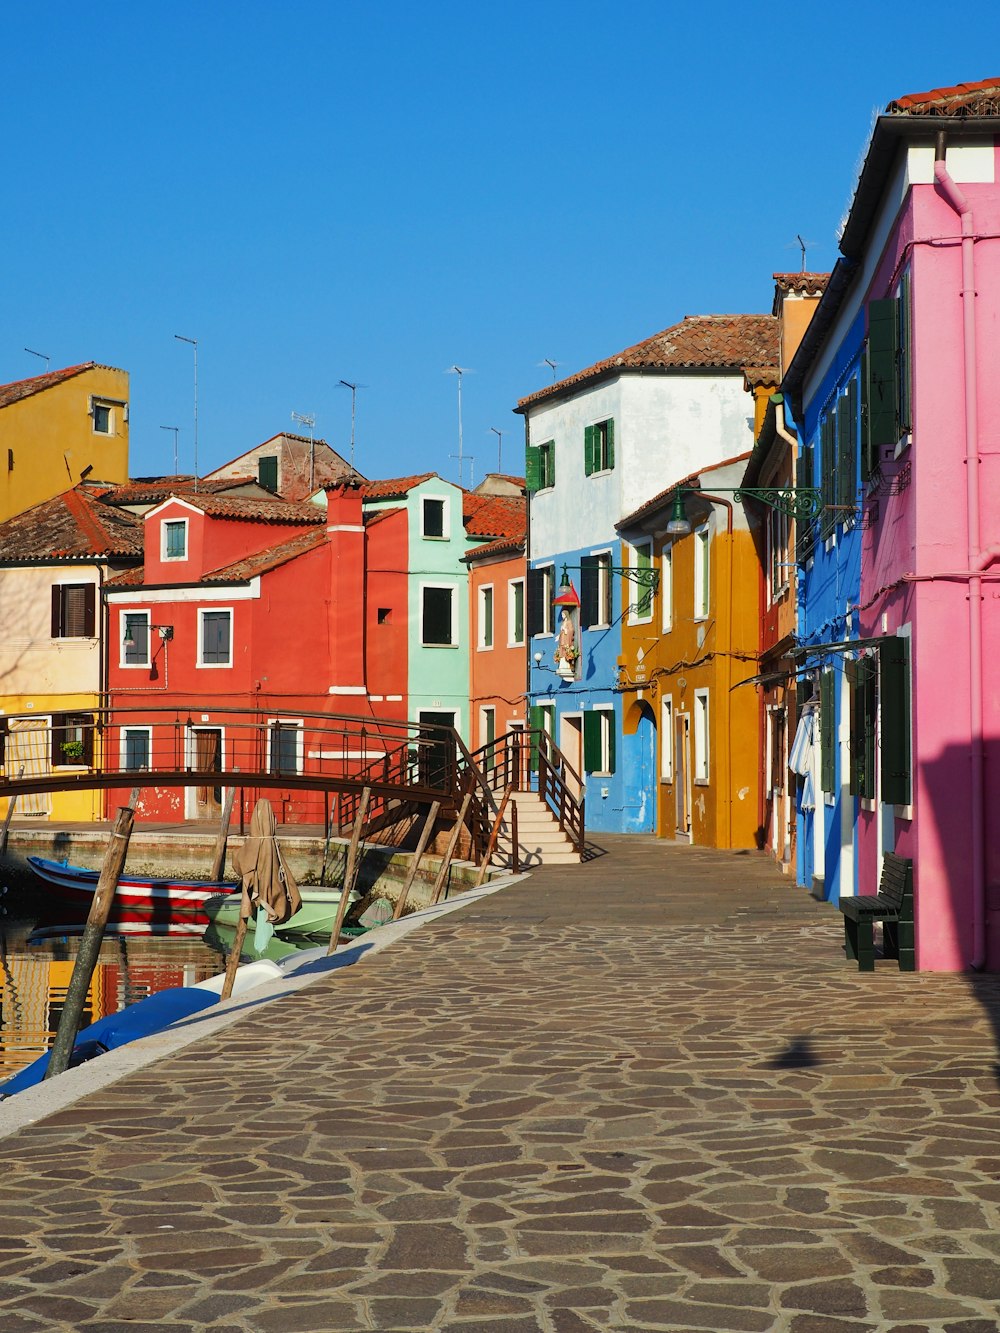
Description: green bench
xmin=839 ymin=852 xmax=914 ymax=972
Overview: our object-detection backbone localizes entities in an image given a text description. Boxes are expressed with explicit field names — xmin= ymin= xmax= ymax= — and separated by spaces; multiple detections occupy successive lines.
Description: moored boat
xmin=26 ymin=856 xmax=239 ymax=925
xmin=204 ymin=884 xmax=361 ymax=938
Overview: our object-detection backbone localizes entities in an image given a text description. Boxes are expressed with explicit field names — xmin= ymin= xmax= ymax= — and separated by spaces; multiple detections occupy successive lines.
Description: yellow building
xmin=0 ymin=485 xmax=142 ymax=822
xmin=0 ymin=363 xmax=130 ymax=523
xmin=616 ymin=453 xmax=761 ymax=848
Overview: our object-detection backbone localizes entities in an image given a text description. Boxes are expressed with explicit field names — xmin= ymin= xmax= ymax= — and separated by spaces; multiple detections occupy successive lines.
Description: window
xmin=693 ymin=526 xmax=710 ymax=619
xmin=866 ymin=269 xmax=913 ymax=460
xmin=122 ymin=611 xmax=150 ymax=667
xmin=480 ymin=706 xmax=496 ymax=770
xmin=122 ymin=727 xmax=151 ymax=771
xmin=90 ymin=398 xmax=113 ymax=434
xmin=820 ymin=669 xmax=835 ymax=794
xmin=660 ymin=698 xmax=673 ymax=781
xmin=768 ymin=707 xmax=787 ymax=797
xmin=847 ymin=655 xmax=877 ymax=801
xmin=478 ymin=584 xmax=494 ymax=649
xmin=661 ymin=548 xmax=673 ymax=632
xmin=421 ymin=496 xmax=447 ymax=538
xmin=258 ymin=455 xmax=278 ymax=491
xmin=529 ymin=701 xmax=556 ymax=772
xmin=526 ymin=440 xmax=555 ymax=493
xmin=51 ymin=583 xmax=95 ymax=638
xmin=508 ymin=578 xmax=525 ymax=646
xmin=421 ymin=585 xmax=456 ymax=646
xmin=879 ymin=635 xmax=911 ymax=806
xmin=52 ymin=712 xmax=94 ymax=767
xmin=767 ymin=506 xmax=790 ymax=603
xmin=199 ymin=609 xmax=233 ymax=666
xmin=162 ymin=519 xmax=188 ymax=561
xmin=269 ymin=721 xmax=301 ymax=775
xmin=377 ymin=607 xmax=392 ymax=625
xmin=629 ymin=542 xmax=653 ymax=621
xmin=527 ymin=565 xmax=554 ymax=638
xmin=584 ymin=419 xmax=614 ymax=475
xmin=581 ymin=552 xmax=612 ymax=629
xmin=693 ymin=690 xmax=710 ymax=783
xmin=584 ymin=707 xmax=615 ymax=775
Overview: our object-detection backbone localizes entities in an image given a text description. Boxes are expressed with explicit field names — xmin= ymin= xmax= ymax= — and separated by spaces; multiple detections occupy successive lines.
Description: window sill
xmin=197 ymin=662 xmax=234 ymax=669
xmin=477 ymin=645 xmax=495 ymax=653
xmin=421 ymin=643 xmax=459 ymax=649
xmin=54 ymin=763 xmax=89 ymax=772
xmin=421 ymin=535 xmax=448 ymax=541
xmin=694 ymin=778 xmax=710 ymax=787
xmin=120 ymin=662 xmax=152 ymax=670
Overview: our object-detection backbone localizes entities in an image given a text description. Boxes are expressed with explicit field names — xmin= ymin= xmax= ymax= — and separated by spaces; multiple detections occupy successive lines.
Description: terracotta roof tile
xmin=104 ymin=476 xmax=259 ymax=503
xmin=617 ymin=452 xmax=752 ymax=530
xmin=772 ymin=272 xmax=830 ymax=295
xmin=742 ymin=365 xmax=780 ymax=389
xmin=202 ymin=528 xmax=328 ymax=582
xmin=151 ymin=493 xmax=325 ymax=524
xmin=462 ymin=493 xmax=526 ymax=541
xmin=887 ymin=78 xmax=1000 ymax=116
xmin=0 ymin=362 xmax=96 ymax=410
xmin=0 ymin=484 xmax=143 ymax=562
xmin=462 ymin=535 xmax=525 ymax=563
xmin=517 ymin=315 xmax=778 ymax=411
xmin=361 ymin=474 xmax=436 ymax=500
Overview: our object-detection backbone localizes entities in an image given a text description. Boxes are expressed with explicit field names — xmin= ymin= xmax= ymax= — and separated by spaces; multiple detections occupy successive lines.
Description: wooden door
xmin=675 ymin=713 xmax=691 ymax=840
xmin=193 ymin=728 xmax=222 ymax=819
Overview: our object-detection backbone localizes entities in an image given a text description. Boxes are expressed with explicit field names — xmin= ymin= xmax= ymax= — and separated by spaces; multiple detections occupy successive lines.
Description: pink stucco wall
xmin=858 ymin=149 xmax=1000 ymax=969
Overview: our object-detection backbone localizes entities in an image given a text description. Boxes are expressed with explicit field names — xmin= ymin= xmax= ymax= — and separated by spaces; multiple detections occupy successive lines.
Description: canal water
xmin=0 ymin=868 xmax=313 ymax=1086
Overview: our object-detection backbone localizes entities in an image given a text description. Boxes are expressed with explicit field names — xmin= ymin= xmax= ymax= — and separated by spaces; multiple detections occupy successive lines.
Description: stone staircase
xmin=489 ymin=789 xmax=580 ymax=868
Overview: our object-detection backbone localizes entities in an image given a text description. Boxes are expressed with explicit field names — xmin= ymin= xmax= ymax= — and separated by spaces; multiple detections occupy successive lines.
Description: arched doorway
xmin=622 ymin=698 xmax=656 ymax=833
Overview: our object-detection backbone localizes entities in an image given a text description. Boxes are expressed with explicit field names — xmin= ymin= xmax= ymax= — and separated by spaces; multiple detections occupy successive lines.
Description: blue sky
xmin=5 ymin=2 xmax=999 ymax=484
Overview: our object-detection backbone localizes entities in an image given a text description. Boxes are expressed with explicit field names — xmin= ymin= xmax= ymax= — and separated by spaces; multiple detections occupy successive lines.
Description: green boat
xmin=203 ymin=886 xmax=362 ymax=939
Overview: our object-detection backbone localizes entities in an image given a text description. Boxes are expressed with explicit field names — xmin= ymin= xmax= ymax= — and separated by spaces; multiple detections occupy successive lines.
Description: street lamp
xmin=664 ymin=485 xmax=823 ymax=538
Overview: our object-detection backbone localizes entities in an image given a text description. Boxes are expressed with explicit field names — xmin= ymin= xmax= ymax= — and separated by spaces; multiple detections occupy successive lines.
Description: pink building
xmin=785 ymin=79 xmax=1000 ymax=970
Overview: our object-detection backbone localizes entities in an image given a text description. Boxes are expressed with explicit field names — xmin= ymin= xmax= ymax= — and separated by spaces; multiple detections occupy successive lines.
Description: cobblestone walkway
xmin=5 ymin=836 xmax=1000 ymax=1331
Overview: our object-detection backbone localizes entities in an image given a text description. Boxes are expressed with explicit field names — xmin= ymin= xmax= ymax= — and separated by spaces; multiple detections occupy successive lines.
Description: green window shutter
xmin=525 ymin=445 xmax=541 ymax=493
xmin=798 ymin=443 xmax=813 ymax=489
xmin=879 ymin=636 xmax=911 ymax=805
xmin=606 ymin=419 xmax=615 ymax=470
xmin=868 ymin=298 xmax=899 ymax=450
xmin=580 ymin=556 xmax=598 ymax=629
xmin=897 ymin=269 xmax=912 ymax=433
xmin=526 ymin=568 xmax=546 ymax=638
xmin=862 ymin=663 xmax=877 ymax=801
xmin=860 ymin=343 xmax=875 ymax=481
xmin=606 ymin=715 xmax=616 ymax=773
xmin=546 ymin=442 xmax=555 ymax=488
xmin=529 ymin=705 xmax=544 ymax=772
xmin=820 ymin=669 xmax=835 ymax=793
xmin=820 ymin=415 xmax=835 ymax=537
xmin=846 ymin=659 xmax=861 ymax=797
xmin=584 ymin=425 xmax=595 ymax=477
xmin=258 ymin=456 xmax=278 ymax=491
xmin=583 ymin=711 xmax=602 ymax=772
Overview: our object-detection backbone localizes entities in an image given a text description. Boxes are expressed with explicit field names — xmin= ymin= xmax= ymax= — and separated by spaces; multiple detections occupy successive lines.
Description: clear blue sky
xmin=5 ymin=2 xmax=999 ymax=485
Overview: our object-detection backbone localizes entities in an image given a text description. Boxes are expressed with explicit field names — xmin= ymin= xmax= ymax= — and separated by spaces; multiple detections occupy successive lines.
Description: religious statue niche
xmin=553 ymin=577 xmax=581 ymax=681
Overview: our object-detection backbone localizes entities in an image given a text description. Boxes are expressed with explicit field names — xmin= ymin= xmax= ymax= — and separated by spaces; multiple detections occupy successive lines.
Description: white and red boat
xmin=27 ymin=856 xmax=239 ymax=926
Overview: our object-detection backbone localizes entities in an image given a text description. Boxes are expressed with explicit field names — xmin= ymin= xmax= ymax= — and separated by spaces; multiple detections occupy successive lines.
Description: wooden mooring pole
xmin=327 ymin=786 xmax=371 ymax=955
xmin=209 ymin=781 xmax=238 ymax=882
xmin=392 ymin=800 xmax=440 ymax=920
xmin=44 ymin=788 xmax=140 ymax=1081
xmin=0 ymin=766 xmax=25 ymax=857
xmin=430 ymin=793 xmax=472 ymax=905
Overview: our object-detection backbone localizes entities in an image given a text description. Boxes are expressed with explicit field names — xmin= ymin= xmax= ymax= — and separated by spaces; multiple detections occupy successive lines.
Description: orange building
xmin=616 ymin=454 xmax=761 ymax=848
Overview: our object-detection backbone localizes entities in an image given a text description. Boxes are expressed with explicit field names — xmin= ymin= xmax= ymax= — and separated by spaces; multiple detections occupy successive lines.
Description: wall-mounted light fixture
xmin=123 ymin=622 xmax=174 ymax=645
xmin=664 ymin=485 xmax=823 ymax=538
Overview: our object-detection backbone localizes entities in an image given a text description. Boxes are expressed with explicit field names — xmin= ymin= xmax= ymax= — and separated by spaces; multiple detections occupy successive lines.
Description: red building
xmin=104 ymin=482 xmax=405 ymax=826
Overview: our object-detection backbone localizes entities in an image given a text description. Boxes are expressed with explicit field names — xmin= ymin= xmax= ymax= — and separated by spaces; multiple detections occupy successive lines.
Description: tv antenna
xmin=489 ymin=427 xmax=503 ymax=473
xmin=160 ymin=425 xmax=181 ymax=474
xmin=291 ymin=411 xmax=317 ymax=490
xmin=24 ymin=347 xmax=50 ymax=373
xmin=447 ymin=366 xmax=474 ymax=486
xmin=538 ymin=358 xmax=560 ymax=381
xmin=793 ymin=234 xmax=817 ymax=272
xmin=338 ymin=380 xmax=366 ymax=469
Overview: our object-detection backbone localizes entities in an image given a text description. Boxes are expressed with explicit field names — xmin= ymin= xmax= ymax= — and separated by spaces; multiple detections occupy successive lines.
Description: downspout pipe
xmin=934 ymin=132 xmax=986 ymax=969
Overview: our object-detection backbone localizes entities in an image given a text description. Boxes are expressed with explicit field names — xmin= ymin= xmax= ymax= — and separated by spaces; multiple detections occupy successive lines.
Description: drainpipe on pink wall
xmin=934 ymin=136 xmax=986 ymax=969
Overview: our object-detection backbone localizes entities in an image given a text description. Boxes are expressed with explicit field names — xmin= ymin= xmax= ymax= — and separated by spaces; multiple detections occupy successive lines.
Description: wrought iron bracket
xmin=730 ymin=487 xmax=824 ymax=520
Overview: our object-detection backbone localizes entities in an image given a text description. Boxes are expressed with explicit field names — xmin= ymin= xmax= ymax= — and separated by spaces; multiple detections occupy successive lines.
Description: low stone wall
xmin=2 ymin=828 xmax=490 ymax=914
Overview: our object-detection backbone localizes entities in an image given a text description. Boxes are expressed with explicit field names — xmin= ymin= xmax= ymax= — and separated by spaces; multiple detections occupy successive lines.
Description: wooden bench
xmin=839 ymin=853 xmax=914 ymax=972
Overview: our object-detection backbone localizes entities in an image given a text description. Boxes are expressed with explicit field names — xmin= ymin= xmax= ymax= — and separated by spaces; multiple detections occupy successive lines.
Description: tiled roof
xmin=0 ymin=362 xmax=96 ymax=410
xmin=742 ymin=366 xmax=780 ymax=389
xmin=361 ymin=474 xmax=436 ymax=500
xmin=0 ymin=484 xmax=143 ymax=561
xmin=616 ymin=452 xmax=752 ymax=530
xmin=772 ymin=272 xmax=830 ymax=295
xmin=887 ymin=78 xmax=1000 ymax=116
xmin=151 ymin=493 xmax=325 ymax=524
xmin=202 ymin=529 xmax=328 ymax=583
xmin=462 ymin=493 xmax=526 ymax=542
xmin=364 ymin=506 xmax=405 ymax=528
xmin=103 ymin=477 xmax=257 ymax=503
xmin=517 ymin=315 xmax=778 ymax=410
xmin=462 ymin=534 xmax=525 ymax=563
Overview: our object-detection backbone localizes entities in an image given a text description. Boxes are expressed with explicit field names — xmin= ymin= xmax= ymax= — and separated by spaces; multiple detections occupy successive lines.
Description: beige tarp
xmin=231 ymin=799 xmax=301 ymax=943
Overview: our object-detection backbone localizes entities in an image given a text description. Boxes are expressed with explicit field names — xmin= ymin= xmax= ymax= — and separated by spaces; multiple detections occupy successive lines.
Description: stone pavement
xmin=5 ymin=836 xmax=1000 ymax=1332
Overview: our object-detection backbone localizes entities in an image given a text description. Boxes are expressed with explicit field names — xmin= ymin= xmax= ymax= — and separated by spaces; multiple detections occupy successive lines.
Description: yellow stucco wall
xmin=619 ymin=515 xmax=761 ymax=849
xmin=0 ymin=366 xmax=129 ymax=522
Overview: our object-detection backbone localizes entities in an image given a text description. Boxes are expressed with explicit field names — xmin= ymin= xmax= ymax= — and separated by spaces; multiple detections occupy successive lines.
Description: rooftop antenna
xmin=490 ymin=426 xmax=503 ymax=473
xmin=338 ymin=380 xmax=366 ymax=470
xmin=539 ymin=358 xmax=560 ymax=381
xmin=174 ymin=334 xmax=198 ymax=492
xmin=291 ymin=410 xmax=317 ymax=491
xmin=24 ymin=347 xmax=50 ymax=373
xmin=447 ymin=366 xmax=474 ymax=486
xmin=794 ymin=234 xmax=817 ymax=272
xmin=160 ymin=425 xmax=180 ymax=474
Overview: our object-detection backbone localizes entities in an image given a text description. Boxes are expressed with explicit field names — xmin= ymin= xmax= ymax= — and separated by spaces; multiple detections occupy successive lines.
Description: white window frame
xmin=90 ymin=396 xmax=119 ymax=435
xmin=537 ymin=441 xmax=555 ymax=491
xmin=197 ymin=607 xmax=234 ymax=668
xmin=767 ymin=507 xmax=790 ymax=604
xmin=161 ymin=517 xmax=189 ymax=562
xmin=661 ymin=547 xmax=673 ymax=632
xmin=592 ymin=705 xmax=614 ymax=776
xmin=591 ymin=550 xmax=612 ymax=628
xmin=534 ymin=564 xmax=555 ymax=638
xmin=478 ymin=583 xmax=494 ymax=651
xmin=120 ymin=610 xmax=151 ymax=669
xmin=420 ymin=583 xmax=458 ymax=648
xmin=508 ymin=578 xmax=525 ymax=646
xmin=420 ymin=494 xmax=450 ymax=540
xmin=660 ymin=697 xmax=673 ymax=781
xmin=121 ymin=726 xmax=152 ymax=771
xmin=479 ymin=704 xmax=496 ymax=756
xmin=693 ymin=525 xmax=710 ymax=620
xmin=694 ymin=689 xmax=710 ymax=783
xmin=628 ymin=541 xmax=653 ymax=625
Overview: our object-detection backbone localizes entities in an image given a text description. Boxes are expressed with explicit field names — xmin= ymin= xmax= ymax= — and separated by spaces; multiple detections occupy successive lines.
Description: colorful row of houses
xmin=3 ymin=77 xmax=1000 ymax=970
